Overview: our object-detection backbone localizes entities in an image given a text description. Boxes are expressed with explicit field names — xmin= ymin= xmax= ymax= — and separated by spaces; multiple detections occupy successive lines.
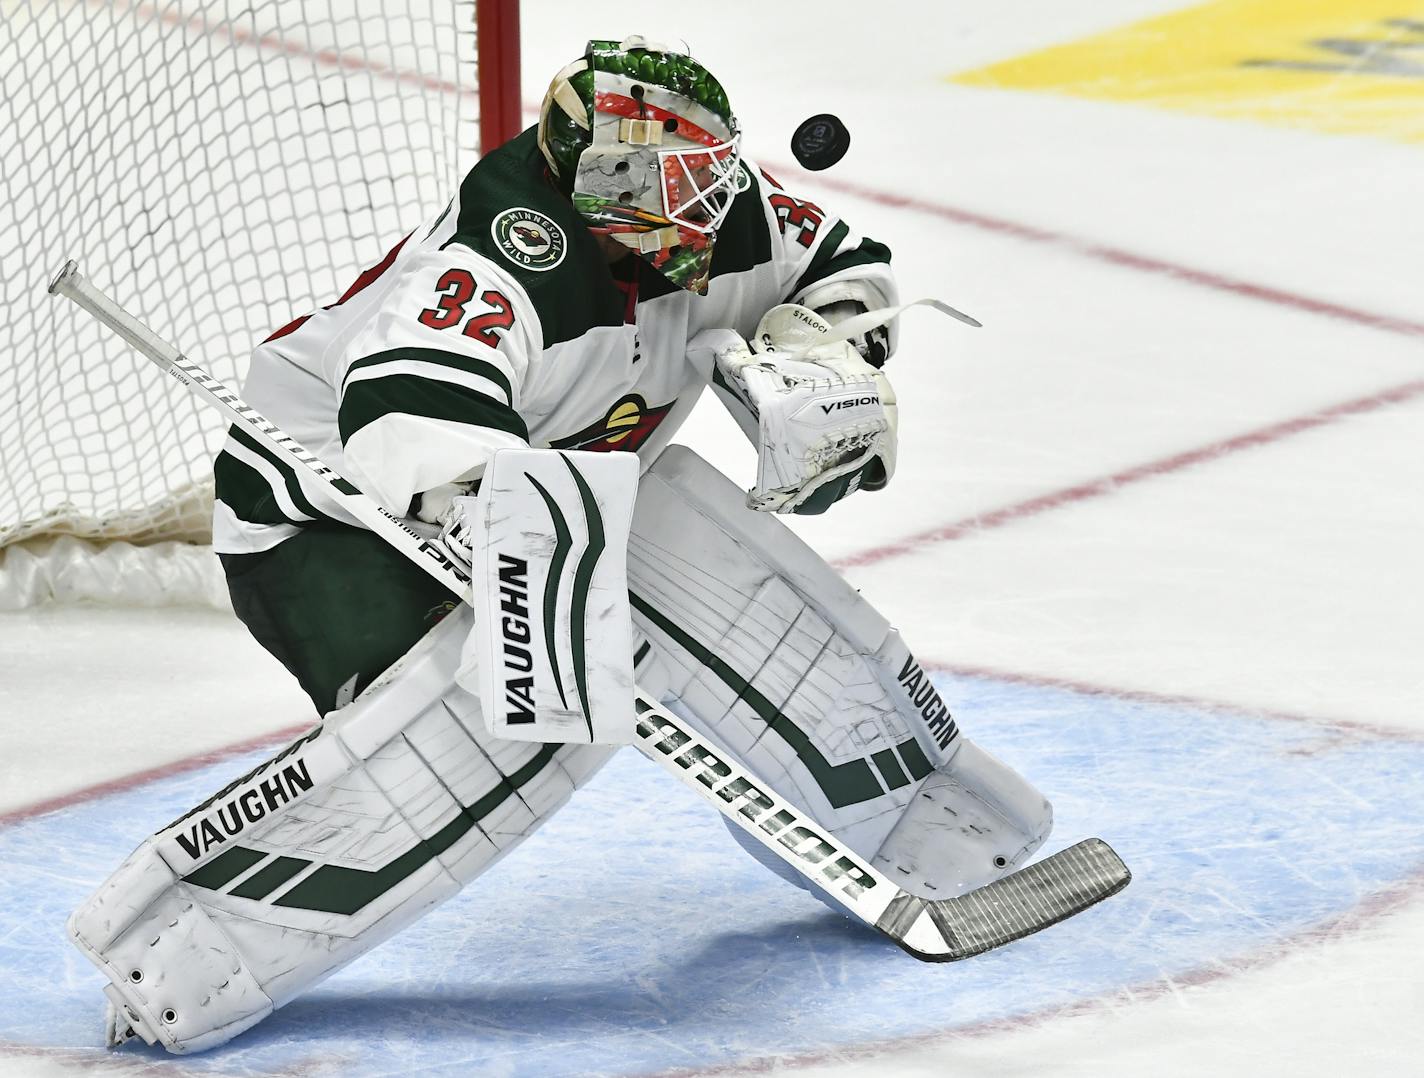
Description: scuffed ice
xmin=2 ymin=673 xmax=1423 ymax=1076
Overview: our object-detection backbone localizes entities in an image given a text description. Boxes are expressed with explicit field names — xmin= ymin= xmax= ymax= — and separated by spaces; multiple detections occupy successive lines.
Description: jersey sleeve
xmin=750 ymin=163 xmax=902 ymax=359
xmin=336 ymin=245 xmax=541 ymax=515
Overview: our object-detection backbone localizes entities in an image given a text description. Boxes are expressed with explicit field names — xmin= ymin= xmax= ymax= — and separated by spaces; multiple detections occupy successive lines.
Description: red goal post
xmin=477 ymin=0 xmax=522 ymax=156
xmin=0 ymin=0 xmax=521 ymax=603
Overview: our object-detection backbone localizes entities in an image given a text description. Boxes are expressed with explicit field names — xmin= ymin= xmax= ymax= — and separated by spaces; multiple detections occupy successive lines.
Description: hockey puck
xmin=791 ymin=113 xmax=850 ymax=171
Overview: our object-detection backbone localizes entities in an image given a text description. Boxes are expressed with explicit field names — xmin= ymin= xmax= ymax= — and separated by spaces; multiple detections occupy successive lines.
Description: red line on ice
xmin=5 ymin=659 xmax=1405 ymax=832
xmin=777 ymin=165 xmax=1424 ymax=340
xmin=638 ymin=865 xmax=1424 ymax=1078
xmin=921 ymin=658 xmax=1424 ymax=746
xmin=128 ymin=0 xmax=469 ymax=97
xmin=139 ymin=39 xmax=1420 ymax=345
xmin=632 ymin=666 xmax=1424 ymax=1078
xmin=0 ymin=723 xmax=311 ymax=829
xmin=833 ymin=377 xmax=1424 ymax=570
xmin=514 ymin=104 xmax=1424 ymax=572
xmin=12 ymin=27 xmax=1419 ymax=1078
xmin=5 ymin=665 xmax=1419 ymax=1073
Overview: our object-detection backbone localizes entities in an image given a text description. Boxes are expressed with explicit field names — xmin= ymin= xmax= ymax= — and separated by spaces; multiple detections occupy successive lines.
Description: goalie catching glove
xmin=701 ymin=304 xmax=897 ymax=515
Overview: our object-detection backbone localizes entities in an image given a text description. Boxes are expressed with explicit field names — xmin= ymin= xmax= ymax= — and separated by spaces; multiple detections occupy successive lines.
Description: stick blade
xmin=876 ymin=838 xmax=1131 ymax=962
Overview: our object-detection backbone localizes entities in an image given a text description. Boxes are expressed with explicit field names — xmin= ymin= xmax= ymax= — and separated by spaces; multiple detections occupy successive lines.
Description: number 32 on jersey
xmin=418 ymin=269 xmax=515 ymax=348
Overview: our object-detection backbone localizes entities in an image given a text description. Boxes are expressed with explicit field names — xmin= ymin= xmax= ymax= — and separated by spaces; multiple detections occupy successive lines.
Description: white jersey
xmin=213 ymin=129 xmax=898 ymax=555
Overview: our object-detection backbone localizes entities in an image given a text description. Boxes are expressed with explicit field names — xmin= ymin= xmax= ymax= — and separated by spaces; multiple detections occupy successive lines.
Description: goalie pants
xmin=220 ymin=521 xmax=457 ymax=712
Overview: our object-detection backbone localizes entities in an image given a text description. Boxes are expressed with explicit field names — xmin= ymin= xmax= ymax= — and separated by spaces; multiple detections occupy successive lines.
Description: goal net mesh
xmin=0 ymin=0 xmax=479 ymax=549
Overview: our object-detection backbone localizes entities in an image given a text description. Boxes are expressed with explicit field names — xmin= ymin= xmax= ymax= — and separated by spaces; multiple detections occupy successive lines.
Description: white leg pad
xmin=78 ymin=853 xmax=273 ymax=1053
xmin=69 ymin=608 xmax=615 ymax=1053
xmin=630 ymin=446 xmax=1051 ymax=900
xmin=870 ymin=737 xmax=1051 ymax=897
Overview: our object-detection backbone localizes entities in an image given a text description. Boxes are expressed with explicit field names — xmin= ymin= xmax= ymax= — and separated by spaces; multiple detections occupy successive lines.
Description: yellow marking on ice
xmin=951 ymin=0 xmax=1424 ymax=144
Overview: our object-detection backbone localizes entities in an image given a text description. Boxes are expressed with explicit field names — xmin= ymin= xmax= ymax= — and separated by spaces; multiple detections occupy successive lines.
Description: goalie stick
xmin=48 ymin=259 xmax=1130 ymax=962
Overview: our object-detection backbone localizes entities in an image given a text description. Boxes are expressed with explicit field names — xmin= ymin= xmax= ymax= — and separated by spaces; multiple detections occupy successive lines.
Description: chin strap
xmin=612 ymin=225 xmax=679 ymax=253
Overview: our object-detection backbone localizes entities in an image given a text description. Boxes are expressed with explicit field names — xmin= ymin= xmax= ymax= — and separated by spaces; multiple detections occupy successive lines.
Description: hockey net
xmin=0 ymin=0 xmax=519 ymax=607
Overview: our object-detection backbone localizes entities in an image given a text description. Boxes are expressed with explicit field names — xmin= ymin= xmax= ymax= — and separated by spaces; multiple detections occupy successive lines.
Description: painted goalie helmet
xmin=538 ymin=37 xmax=742 ymax=295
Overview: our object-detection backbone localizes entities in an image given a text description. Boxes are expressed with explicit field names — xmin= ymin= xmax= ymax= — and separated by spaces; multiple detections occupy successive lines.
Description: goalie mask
xmin=538 ymin=37 xmax=741 ymax=295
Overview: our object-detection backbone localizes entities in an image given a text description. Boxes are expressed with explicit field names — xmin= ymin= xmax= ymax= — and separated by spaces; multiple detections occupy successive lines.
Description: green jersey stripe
xmin=229 ymin=426 xmax=325 ymax=522
xmin=212 ymin=449 xmax=313 ymax=529
xmin=448 ymin=129 xmax=626 ymax=349
xmin=343 ymin=346 xmax=515 ymax=404
xmin=791 ymin=228 xmax=892 ymax=301
xmin=346 ymin=359 xmax=512 ymax=409
xmin=338 ymin=374 xmax=531 ymax=444
xmin=791 ymin=220 xmax=851 ymax=297
xmin=424 ymin=197 xmax=455 ymax=241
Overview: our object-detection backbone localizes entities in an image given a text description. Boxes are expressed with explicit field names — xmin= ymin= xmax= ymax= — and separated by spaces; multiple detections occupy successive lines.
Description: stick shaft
xmin=47 ymin=261 xmax=471 ymax=601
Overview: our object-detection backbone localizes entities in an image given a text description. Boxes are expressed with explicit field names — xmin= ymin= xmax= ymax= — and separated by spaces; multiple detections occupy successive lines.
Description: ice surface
xmin=4 ymin=0 xmax=1423 ymax=1073
xmin=3 ymin=674 xmax=1422 ymax=1075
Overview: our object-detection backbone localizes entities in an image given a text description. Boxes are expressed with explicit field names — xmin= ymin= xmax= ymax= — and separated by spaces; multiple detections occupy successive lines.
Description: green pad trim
xmin=271 ymin=743 xmax=561 ymax=915
xmin=182 ymin=846 xmax=267 ymax=892
xmin=631 ymin=591 xmax=897 ymax=809
xmin=871 ymin=748 xmax=911 ymax=791
xmin=228 ymin=855 xmax=310 ymax=901
xmin=897 ymin=736 xmax=935 ymax=781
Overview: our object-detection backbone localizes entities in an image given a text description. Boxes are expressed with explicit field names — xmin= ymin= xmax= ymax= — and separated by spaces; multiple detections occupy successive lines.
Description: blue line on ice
xmin=3 ymin=673 xmax=1421 ymax=1075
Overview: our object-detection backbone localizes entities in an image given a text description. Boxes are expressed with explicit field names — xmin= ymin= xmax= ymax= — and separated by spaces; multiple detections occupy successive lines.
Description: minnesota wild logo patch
xmin=550 ymin=394 xmax=675 ymax=454
xmin=491 ymin=207 xmax=567 ymax=271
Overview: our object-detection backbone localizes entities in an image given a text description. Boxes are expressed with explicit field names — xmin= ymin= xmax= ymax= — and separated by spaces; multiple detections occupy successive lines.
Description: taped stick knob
xmin=47 ymin=258 xmax=80 ymax=296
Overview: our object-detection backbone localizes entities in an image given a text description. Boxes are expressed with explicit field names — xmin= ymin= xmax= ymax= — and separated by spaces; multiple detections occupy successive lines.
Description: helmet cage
xmin=659 ymin=135 xmax=741 ymax=235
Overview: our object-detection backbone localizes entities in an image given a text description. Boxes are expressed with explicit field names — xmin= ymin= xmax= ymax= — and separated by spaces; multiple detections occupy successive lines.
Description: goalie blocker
xmin=459 ymin=449 xmax=640 ymax=745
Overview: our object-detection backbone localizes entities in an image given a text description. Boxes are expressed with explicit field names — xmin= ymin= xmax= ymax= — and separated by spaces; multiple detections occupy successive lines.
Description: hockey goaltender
xmin=62 ymin=36 xmax=1128 ymax=1053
